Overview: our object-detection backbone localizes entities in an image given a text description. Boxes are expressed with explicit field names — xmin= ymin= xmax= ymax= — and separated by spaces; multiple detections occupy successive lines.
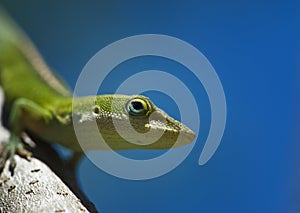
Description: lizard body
xmin=0 ymin=10 xmax=195 ymax=172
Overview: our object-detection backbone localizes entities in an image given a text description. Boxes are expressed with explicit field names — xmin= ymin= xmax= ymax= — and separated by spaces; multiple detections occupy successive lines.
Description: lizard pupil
xmin=131 ymin=101 xmax=143 ymax=110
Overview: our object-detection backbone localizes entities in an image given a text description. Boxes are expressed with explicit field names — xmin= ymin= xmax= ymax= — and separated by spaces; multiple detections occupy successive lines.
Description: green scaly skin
xmin=0 ymin=10 xmax=195 ymax=174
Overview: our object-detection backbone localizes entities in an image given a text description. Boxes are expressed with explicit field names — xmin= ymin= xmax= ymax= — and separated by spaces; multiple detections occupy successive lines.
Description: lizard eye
xmin=126 ymin=98 xmax=149 ymax=116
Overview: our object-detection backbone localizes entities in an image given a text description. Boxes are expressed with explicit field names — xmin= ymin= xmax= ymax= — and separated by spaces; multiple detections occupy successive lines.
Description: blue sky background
xmin=0 ymin=0 xmax=299 ymax=212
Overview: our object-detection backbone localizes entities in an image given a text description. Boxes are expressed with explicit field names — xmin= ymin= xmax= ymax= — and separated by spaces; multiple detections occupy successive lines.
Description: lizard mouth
xmin=142 ymin=116 xmax=196 ymax=148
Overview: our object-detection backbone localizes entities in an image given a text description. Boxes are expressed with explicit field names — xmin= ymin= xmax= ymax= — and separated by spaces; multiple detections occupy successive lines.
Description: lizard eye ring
xmin=126 ymin=98 xmax=149 ymax=116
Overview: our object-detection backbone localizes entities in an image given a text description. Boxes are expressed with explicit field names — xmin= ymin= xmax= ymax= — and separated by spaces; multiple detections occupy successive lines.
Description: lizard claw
xmin=0 ymin=134 xmax=32 ymax=176
xmin=9 ymin=157 xmax=16 ymax=176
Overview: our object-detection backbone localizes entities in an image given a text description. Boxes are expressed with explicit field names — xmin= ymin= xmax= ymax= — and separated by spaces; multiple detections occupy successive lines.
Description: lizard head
xmin=72 ymin=95 xmax=195 ymax=150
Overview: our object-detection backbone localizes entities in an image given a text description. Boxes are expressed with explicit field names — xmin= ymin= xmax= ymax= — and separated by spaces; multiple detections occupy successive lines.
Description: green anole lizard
xmin=0 ymin=10 xmax=195 ymax=174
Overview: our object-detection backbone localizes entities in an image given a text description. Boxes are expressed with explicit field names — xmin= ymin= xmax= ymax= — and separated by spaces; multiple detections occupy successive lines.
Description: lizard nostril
xmin=93 ymin=106 xmax=100 ymax=115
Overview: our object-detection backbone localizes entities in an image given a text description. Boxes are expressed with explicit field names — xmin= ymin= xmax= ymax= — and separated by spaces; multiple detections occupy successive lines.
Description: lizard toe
xmin=0 ymin=149 xmax=9 ymax=174
xmin=0 ymin=134 xmax=32 ymax=175
xmin=16 ymin=144 xmax=32 ymax=161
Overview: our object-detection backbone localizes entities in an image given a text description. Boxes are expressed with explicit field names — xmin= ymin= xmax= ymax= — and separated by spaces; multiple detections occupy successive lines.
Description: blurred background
xmin=0 ymin=0 xmax=298 ymax=212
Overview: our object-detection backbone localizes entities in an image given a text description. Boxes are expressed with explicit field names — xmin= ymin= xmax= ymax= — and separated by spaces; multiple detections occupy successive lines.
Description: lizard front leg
xmin=0 ymin=98 xmax=52 ymax=175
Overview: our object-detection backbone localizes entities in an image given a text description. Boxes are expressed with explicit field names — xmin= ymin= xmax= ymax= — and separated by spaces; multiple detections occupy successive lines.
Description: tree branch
xmin=0 ymin=155 xmax=89 ymax=213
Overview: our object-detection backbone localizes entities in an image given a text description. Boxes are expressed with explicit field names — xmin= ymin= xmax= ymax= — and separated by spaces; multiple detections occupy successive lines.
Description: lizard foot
xmin=0 ymin=134 xmax=32 ymax=176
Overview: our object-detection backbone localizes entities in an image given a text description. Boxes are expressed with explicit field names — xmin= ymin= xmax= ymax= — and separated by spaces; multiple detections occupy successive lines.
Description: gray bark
xmin=0 ymin=156 xmax=89 ymax=213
